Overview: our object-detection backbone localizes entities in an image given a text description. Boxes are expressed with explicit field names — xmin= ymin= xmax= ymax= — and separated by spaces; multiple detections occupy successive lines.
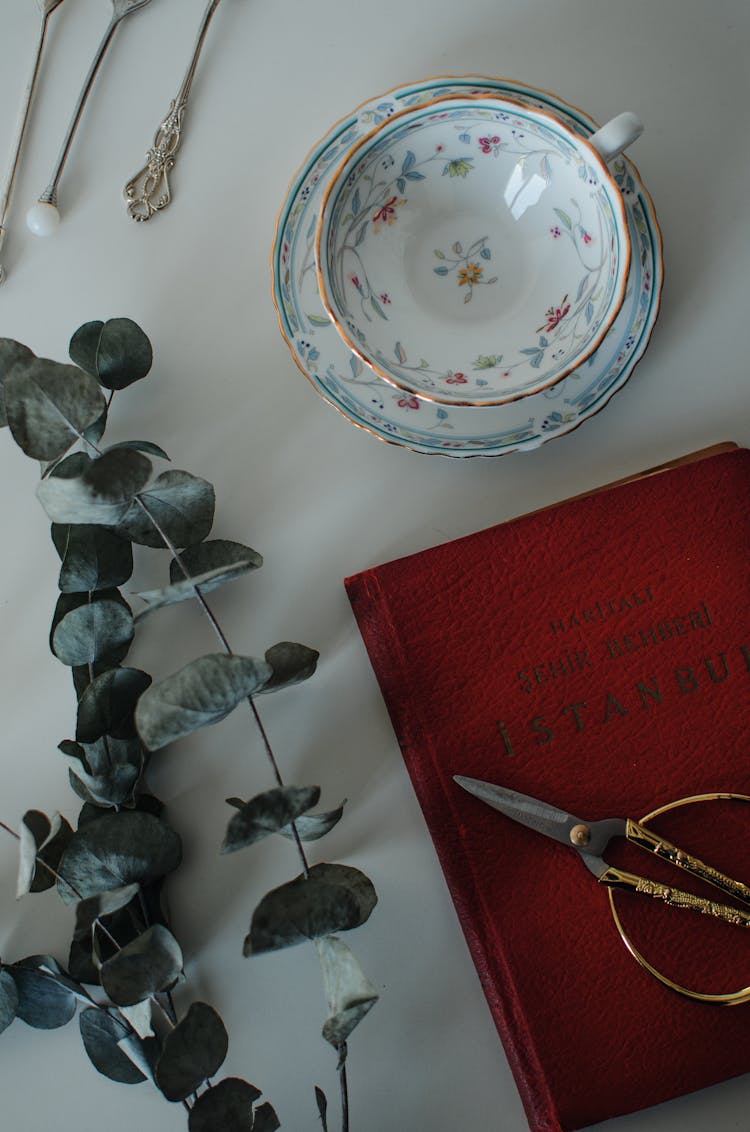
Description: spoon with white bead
xmin=26 ymin=0 xmax=154 ymax=237
xmin=0 ymin=0 xmax=67 ymax=281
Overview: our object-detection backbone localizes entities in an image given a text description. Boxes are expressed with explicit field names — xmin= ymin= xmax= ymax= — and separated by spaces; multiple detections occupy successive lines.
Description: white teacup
xmin=316 ymin=96 xmax=643 ymax=406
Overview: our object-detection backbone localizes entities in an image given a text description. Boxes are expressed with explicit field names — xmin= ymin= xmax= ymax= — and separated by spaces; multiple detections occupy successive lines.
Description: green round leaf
xmin=17 ymin=810 xmax=50 ymax=897
xmin=9 ymin=957 xmax=79 ymax=1030
xmin=317 ymin=935 xmax=378 ymax=1047
xmin=51 ymin=595 xmax=134 ymax=667
xmin=0 ymin=338 xmax=35 ymax=428
xmin=279 ymin=799 xmax=346 ymax=843
xmin=221 ymin=786 xmax=321 ymax=854
xmin=105 ymin=439 xmax=169 ymax=461
xmin=187 ymin=1078 xmax=266 ymax=1132
xmin=69 ymin=321 xmax=104 ymax=377
xmin=38 ymin=448 xmax=153 ymax=526
xmin=73 ymin=883 xmax=141 ymax=942
xmin=30 ymin=815 xmax=74 ymax=894
xmin=117 ymin=469 xmax=215 ymax=549
xmin=76 ymin=668 xmax=152 ymax=742
xmin=252 ymin=1102 xmax=282 ymax=1131
xmin=0 ymin=969 xmax=19 ymax=1035
xmin=70 ymin=319 xmax=153 ymax=390
xmin=62 ymin=734 xmax=145 ymax=808
xmin=52 ymin=524 xmax=134 ymax=592
xmin=256 ymin=642 xmax=320 ymax=694
xmin=169 ymin=539 xmax=263 ymax=584
xmin=245 ymin=863 xmax=378 ymax=955
xmin=5 ymin=356 xmax=106 ymax=460
xmin=100 ymin=925 xmax=183 ymax=1007
xmin=134 ymin=556 xmax=260 ymax=623
xmin=57 ymin=810 xmax=182 ymax=903
xmin=135 ymin=653 xmax=272 ymax=752
xmin=155 ymin=1002 xmax=228 ymax=1101
xmin=79 ymin=1006 xmax=148 ymax=1084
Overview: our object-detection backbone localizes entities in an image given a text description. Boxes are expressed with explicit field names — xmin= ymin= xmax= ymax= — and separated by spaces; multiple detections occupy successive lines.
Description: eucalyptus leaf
xmin=62 ymin=734 xmax=145 ymax=808
xmin=9 ymin=957 xmax=79 ymax=1029
xmin=0 ymin=338 xmax=35 ymax=428
xmin=105 ymin=439 xmax=170 ymax=461
xmin=315 ymin=1086 xmax=329 ymax=1132
xmin=316 ymin=935 xmax=378 ymax=1047
xmin=69 ymin=321 xmax=104 ymax=377
xmin=170 ymin=539 xmax=263 ymax=583
xmin=17 ymin=810 xmax=51 ymax=898
xmin=82 ymin=406 xmax=108 ymax=447
xmin=135 ymin=653 xmax=272 ymax=752
xmin=56 ymin=810 xmax=182 ymax=904
xmin=30 ymin=814 xmax=74 ymax=894
xmin=221 ymin=786 xmax=320 ymax=854
xmin=70 ymin=318 xmax=153 ymax=390
xmin=76 ymin=668 xmax=152 ymax=742
xmin=154 ymin=1001 xmax=228 ymax=1101
xmin=134 ymin=558 xmax=259 ymax=623
xmin=0 ymin=969 xmax=19 ymax=1035
xmin=17 ymin=811 xmax=73 ymax=897
xmin=51 ymin=595 xmax=134 ymax=667
xmin=79 ymin=1006 xmax=148 ymax=1084
xmin=5 ymin=356 xmax=106 ymax=460
xmin=74 ymin=883 xmax=141 ymax=941
xmin=118 ymin=998 xmax=154 ymax=1040
xmin=256 ymin=642 xmax=319 ymax=694
xmin=187 ymin=1078 xmax=267 ymax=1132
xmin=41 ymin=448 xmax=91 ymax=487
xmin=245 ymin=863 xmax=378 ymax=955
xmin=38 ymin=448 xmax=153 ymax=525
xmin=117 ymin=469 xmax=215 ymax=549
xmin=52 ymin=524 xmax=134 ymax=592
xmin=279 ymin=799 xmax=346 ymax=842
xmin=253 ymin=1103 xmax=282 ymax=1131
xmin=100 ymin=925 xmax=183 ymax=1007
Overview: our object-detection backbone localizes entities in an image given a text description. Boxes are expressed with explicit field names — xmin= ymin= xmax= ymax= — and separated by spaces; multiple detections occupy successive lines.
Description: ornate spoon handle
xmin=124 ymin=0 xmax=222 ymax=221
xmin=0 ymin=0 xmax=66 ymax=281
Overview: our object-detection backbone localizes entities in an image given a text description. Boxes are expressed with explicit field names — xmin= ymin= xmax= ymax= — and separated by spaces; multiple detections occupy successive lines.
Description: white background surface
xmin=0 ymin=1 xmax=748 ymax=1129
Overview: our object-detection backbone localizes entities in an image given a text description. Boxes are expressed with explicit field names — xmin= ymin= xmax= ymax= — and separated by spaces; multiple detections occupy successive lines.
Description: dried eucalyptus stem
xmin=0 ymin=319 xmax=378 ymax=1131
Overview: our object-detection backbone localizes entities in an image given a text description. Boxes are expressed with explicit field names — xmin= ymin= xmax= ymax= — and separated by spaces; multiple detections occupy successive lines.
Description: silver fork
xmin=124 ymin=0 xmax=223 ymax=221
xmin=0 ymin=0 xmax=67 ymax=281
xmin=27 ymin=0 xmax=155 ymax=236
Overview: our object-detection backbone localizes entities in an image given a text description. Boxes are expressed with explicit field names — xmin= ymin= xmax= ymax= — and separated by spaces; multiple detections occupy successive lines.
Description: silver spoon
xmin=27 ymin=0 xmax=154 ymax=237
xmin=0 ymin=0 xmax=67 ymax=281
xmin=124 ymin=0 xmax=223 ymax=221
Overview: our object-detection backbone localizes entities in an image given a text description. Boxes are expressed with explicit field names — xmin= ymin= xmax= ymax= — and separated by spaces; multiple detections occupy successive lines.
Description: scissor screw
xmin=570 ymin=824 xmax=591 ymax=847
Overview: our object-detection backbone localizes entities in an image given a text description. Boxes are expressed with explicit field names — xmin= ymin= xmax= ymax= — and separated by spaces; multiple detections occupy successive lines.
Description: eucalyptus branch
xmin=132 ymin=493 xmax=312 ymax=877
xmin=0 ymin=318 xmax=378 ymax=1132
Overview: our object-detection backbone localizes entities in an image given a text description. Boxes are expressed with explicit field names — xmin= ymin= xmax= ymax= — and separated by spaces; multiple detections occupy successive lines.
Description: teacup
xmin=315 ymin=96 xmax=643 ymax=406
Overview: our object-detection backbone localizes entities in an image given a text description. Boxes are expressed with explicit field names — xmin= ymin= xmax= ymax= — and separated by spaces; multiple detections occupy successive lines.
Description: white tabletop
xmin=0 ymin=1 xmax=748 ymax=1129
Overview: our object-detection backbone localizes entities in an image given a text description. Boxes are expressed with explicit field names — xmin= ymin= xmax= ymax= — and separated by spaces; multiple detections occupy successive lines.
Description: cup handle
xmin=588 ymin=111 xmax=644 ymax=164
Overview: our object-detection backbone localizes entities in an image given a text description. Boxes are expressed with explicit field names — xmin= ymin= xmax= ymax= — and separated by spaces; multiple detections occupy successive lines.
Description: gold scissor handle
xmin=626 ymin=818 xmax=750 ymax=906
xmin=598 ymin=866 xmax=750 ymax=928
xmin=607 ymin=793 xmax=750 ymax=1004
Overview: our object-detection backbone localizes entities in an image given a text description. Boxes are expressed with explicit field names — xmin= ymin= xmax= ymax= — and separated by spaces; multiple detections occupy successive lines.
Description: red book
xmin=345 ymin=444 xmax=750 ymax=1132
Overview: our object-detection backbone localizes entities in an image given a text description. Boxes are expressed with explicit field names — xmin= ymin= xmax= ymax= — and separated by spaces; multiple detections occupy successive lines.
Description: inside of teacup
xmin=320 ymin=100 xmax=630 ymax=405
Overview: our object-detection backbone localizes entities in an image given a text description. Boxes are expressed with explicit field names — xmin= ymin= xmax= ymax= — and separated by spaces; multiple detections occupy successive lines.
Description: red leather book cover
xmin=345 ymin=445 xmax=750 ymax=1132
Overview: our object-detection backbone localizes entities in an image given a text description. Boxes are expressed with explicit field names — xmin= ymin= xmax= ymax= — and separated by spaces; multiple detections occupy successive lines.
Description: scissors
xmin=454 ymin=776 xmax=750 ymax=1001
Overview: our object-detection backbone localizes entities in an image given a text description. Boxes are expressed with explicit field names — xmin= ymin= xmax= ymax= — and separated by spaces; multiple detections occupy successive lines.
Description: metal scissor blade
xmin=453 ymin=776 xmax=626 ymax=867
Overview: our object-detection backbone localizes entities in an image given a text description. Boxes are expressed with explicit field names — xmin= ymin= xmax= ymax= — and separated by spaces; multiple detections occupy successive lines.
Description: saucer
xmin=272 ymin=77 xmax=663 ymax=457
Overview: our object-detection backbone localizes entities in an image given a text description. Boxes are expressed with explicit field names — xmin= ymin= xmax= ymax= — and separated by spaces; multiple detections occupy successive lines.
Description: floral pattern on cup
xmin=433 ymin=237 xmax=498 ymax=304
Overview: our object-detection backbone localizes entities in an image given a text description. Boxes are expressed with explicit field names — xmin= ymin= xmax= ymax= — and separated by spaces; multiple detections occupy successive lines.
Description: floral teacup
xmin=315 ymin=96 xmax=643 ymax=405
